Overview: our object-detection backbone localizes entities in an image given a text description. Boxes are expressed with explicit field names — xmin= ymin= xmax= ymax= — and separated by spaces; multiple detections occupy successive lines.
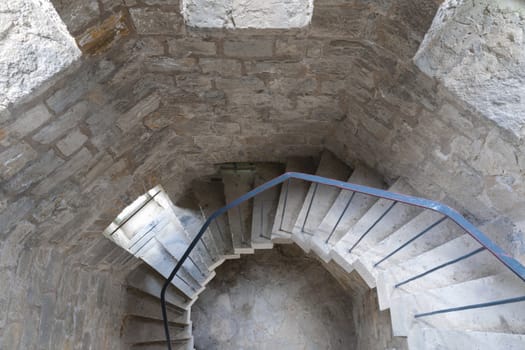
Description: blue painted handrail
xmin=161 ymin=172 xmax=525 ymax=349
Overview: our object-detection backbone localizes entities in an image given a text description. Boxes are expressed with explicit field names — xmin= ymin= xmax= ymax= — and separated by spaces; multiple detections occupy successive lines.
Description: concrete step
xmin=137 ymin=239 xmax=202 ymax=299
xmin=126 ymin=265 xmax=192 ymax=310
xmin=407 ymin=326 xmax=525 ymax=350
xmin=310 ymin=164 xmax=385 ymax=262
xmin=251 ymin=163 xmax=284 ymax=249
xmin=125 ymin=287 xmax=191 ymax=325
xmin=221 ymin=165 xmax=256 ymax=254
xmin=331 ymin=178 xmax=420 ymax=273
xmin=123 ymin=317 xmax=191 ymax=344
xmin=353 ymin=210 xmax=463 ymax=288
xmin=292 ymin=151 xmax=352 ymax=252
xmin=154 ymin=217 xmax=216 ymax=289
xmin=192 ymin=179 xmax=239 ymax=262
xmin=377 ymin=234 xmax=506 ymax=311
xmin=271 ymin=156 xmax=316 ymax=243
xmin=390 ymin=272 xmax=525 ymax=336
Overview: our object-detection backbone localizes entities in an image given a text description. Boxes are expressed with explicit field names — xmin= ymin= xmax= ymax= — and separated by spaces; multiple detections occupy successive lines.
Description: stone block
xmin=0 ymin=142 xmax=37 ymax=180
xmin=130 ymin=8 xmax=183 ymax=35
xmin=0 ymin=197 xmax=35 ymax=235
xmin=275 ymin=38 xmax=307 ymax=57
xmin=56 ymin=129 xmax=88 ymax=157
xmin=4 ymin=151 xmax=64 ymax=194
xmin=310 ymin=5 xmax=369 ymax=38
xmin=224 ymin=39 xmax=273 ymax=58
xmin=116 ymin=92 xmax=161 ymax=132
xmin=144 ymin=57 xmax=198 ymax=73
xmin=77 ymin=11 xmax=130 ymax=55
xmin=168 ymin=38 xmax=216 ymax=57
xmin=52 ymin=0 xmax=100 ymax=33
xmin=200 ymin=58 xmax=242 ymax=77
xmin=33 ymin=101 xmax=89 ymax=144
xmin=32 ymin=148 xmax=93 ymax=196
xmin=1 ymin=105 xmax=53 ymax=144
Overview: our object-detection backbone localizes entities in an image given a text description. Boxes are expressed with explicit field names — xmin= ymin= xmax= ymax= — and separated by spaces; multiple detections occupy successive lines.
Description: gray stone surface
xmin=56 ymin=129 xmax=88 ymax=157
xmin=0 ymin=0 xmax=80 ymax=110
xmin=415 ymin=0 xmax=525 ymax=137
xmin=192 ymin=245 xmax=357 ymax=349
xmin=0 ymin=142 xmax=37 ymax=180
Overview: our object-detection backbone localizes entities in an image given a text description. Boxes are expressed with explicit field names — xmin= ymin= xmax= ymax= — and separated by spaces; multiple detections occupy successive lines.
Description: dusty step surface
xmin=292 ymin=151 xmax=352 ymax=252
xmin=221 ymin=165 xmax=256 ymax=254
xmin=353 ymin=210 xmax=463 ymax=288
xmin=331 ymin=178 xmax=420 ymax=273
xmin=251 ymin=163 xmax=284 ymax=249
xmin=192 ymin=179 xmax=239 ymax=261
xmin=377 ymin=234 xmax=506 ymax=311
xmin=407 ymin=326 xmax=525 ymax=350
xmin=390 ymin=272 xmax=525 ymax=336
xmin=123 ymin=317 xmax=192 ymax=344
xmin=127 ymin=265 xmax=192 ymax=310
xmin=125 ymin=287 xmax=190 ymax=324
xmin=271 ymin=156 xmax=316 ymax=243
xmin=310 ymin=164 xmax=385 ymax=262
xmin=130 ymin=339 xmax=194 ymax=350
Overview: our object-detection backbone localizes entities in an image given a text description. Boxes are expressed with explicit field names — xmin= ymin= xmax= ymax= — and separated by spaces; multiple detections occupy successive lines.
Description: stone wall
xmin=1 ymin=0 xmax=525 ymax=348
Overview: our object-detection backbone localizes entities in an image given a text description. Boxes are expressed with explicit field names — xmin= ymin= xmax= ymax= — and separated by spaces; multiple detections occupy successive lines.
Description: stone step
xmin=271 ymin=156 xmax=316 ymax=243
xmin=154 ymin=217 xmax=216 ymax=289
xmin=310 ymin=163 xmax=385 ymax=262
xmin=126 ymin=265 xmax=193 ymax=310
xmin=221 ymin=165 xmax=256 ymax=254
xmin=292 ymin=150 xmax=352 ymax=252
xmin=130 ymin=338 xmax=194 ymax=350
xmin=192 ymin=179 xmax=239 ymax=262
xmin=123 ymin=317 xmax=192 ymax=344
xmin=251 ymin=163 xmax=284 ymax=249
xmin=353 ymin=210 xmax=463 ymax=288
xmin=390 ymin=272 xmax=525 ymax=336
xmin=125 ymin=287 xmax=191 ymax=325
xmin=407 ymin=326 xmax=525 ymax=350
xmin=331 ymin=178 xmax=420 ymax=273
xmin=137 ymin=239 xmax=203 ymax=299
xmin=377 ymin=233 xmax=506 ymax=311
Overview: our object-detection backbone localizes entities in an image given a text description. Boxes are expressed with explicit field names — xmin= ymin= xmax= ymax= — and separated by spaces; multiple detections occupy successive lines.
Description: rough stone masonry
xmin=0 ymin=0 xmax=524 ymax=349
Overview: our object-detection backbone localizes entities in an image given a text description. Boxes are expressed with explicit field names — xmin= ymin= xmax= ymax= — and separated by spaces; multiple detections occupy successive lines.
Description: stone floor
xmin=191 ymin=244 xmax=357 ymax=349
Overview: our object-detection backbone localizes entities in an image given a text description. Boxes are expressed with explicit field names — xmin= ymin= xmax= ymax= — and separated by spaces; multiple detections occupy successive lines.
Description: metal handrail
xmin=160 ymin=172 xmax=525 ymax=349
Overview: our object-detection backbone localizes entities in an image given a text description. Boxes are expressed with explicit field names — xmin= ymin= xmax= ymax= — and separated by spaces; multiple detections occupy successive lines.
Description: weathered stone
xmin=4 ymin=151 xmax=65 ymax=194
xmin=1 ymin=105 xmax=53 ymax=144
xmin=168 ymin=38 xmax=216 ymax=57
xmin=130 ymin=8 xmax=183 ymax=35
xmin=77 ymin=11 xmax=130 ymax=55
xmin=32 ymin=101 xmax=90 ymax=144
xmin=182 ymin=0 xmax=313 ymax=28
xmin=116 ymin=93 xmax=161 ymax=132
xmin=0 ymin=197 xmax=34 ymax=235
xmin=200 ymin=58 xmax=242 ymax=77
xmin=51 ymin=0 xmax=100 ymax=33
xmin=57 ymin=129 xmax=88 ymax=157
xmin=310 ymin=5 xmax=370 ymax=38
xmin=224 ymin=39 xmax=274 ymax=58
xmin=144 ymin=57 xmax=198 ymax=73
xmin=0 ymin=142 xmax=37 ymax=181
xmin=32 ymin=148 xmax=93 ymax=196
xmin=46 ymin=59 xmax=115 ymax=113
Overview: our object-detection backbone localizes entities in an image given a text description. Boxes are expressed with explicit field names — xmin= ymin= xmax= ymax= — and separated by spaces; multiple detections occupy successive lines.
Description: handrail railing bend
xmin=161 ymin=172 xmax=525 ymax=349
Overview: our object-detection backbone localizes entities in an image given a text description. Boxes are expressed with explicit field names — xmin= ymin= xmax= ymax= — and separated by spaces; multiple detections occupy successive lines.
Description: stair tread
xmin=390 ymin=272 xmax=525 ymax=336
xmin=123 ymin=317 xmax=192 ymax=344
xmin=126 ymin=287 xmax=191 ymax=324
xmin=130 ymin=338 xmax=194 ymax=350
xmin=271 ymin=156 xmax=316 ymax=243
xmin=192 ymin=179 xmax=238 ymax=261
xmin=126 ymin=265 xmax=192 ymax=310
xmin=292 ymin=151 xmax=352 ymax=252
xmin=221 ymin=166 xmax=256 ymax=254
xmin=251 ymin=163 xmax=284 ymax=249
xmin=310 ymin=163 xmax=385 ymax=262
xmin=353 ymin=210 xmax=463 ymax=288
xmin=377 ymin=233 xmax=506 ymax=311
xmin=407 ymin=326 xmax=525 ymax=350
xmin=331 ymin=178 xmax=420 ymax=273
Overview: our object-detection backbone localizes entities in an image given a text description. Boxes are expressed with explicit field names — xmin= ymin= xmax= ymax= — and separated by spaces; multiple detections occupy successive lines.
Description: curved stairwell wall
xmin=1 ymin=0 xmax=524 ymax=348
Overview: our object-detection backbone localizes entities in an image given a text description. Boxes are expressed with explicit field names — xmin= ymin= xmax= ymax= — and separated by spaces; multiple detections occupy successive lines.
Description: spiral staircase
xmin=104 ymin=151 xmax=525 ymax=349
